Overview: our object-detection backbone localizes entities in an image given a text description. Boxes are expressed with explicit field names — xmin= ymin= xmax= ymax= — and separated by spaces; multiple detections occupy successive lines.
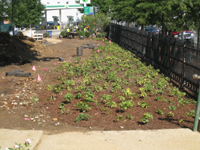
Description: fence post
xmin=192 ymin=74 xmax=200 ymax=131
xmin=76 ymin=47 xmax=79 ymax=56
xmin=81 ymin=46 xmax=83 ymax=56
xmin=181 ymin=46 xmax=186 ymax=88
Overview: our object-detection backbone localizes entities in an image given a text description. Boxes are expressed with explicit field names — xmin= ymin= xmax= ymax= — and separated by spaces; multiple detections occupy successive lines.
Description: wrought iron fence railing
xmin=109 ymin=23 xmax=200 ymax=96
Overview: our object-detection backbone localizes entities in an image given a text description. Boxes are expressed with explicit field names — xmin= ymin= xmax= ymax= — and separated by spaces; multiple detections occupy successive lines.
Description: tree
xmin=0 ymin=0 xmax=10 ymax=23
xmin=112 ymin=0 xmax=173 ymax=33
xmin=90 ymin=0 xmax=112 ymax=14
xmin=180 ymin=0 xmax=200 ymax=46
xmin=9 ymin=0 xmax=44 ymax=28
xmin=79 ymin=11 xmax=111 ymax=33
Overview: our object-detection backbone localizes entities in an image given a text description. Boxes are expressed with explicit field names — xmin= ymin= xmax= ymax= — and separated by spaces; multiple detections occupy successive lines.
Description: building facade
xmin=40 ymin=0 xmax=84 ymax=26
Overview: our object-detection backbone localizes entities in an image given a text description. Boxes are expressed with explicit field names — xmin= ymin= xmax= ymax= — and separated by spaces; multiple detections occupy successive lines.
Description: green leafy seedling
xmin=166 ymin=111 xmax=174 ymax=118
xmin=74 ymin=102 xmax=91 ymax=112
xmin=76 ymin=92 xmax=82 ymax=99
xmin=126 ymin=114 xmax=133 ymax=120
xmin=59 ymin=103 xmax=66 ymax=114
xmin=30 ymin=97 xmax=39 ymax=104
xmin=64 ymin=92 xmax=74 ymax=102
xmin=75 ymin=113 xmax=92 ymax=123
xmin=119 ymin=100 xmax=135 ymax=110
xmin=169 ymin=105 xmax=176 ymax=110
xmin=156 ymin=109 xmax=163 ymax=115
xmin=185 ymin=110 xmax=195 ymax=118
xmin=101 ymin=94 xmax=112 ymax=102
xmin=114 ymin=115 xmax=125 ymax=122
xmin=141 ymin=112 xmax=153 ymax=124
xmin=138 ymin=101 xmax=149 ymax=108
xmin=105 ymin=101 xmax=117 ymax=108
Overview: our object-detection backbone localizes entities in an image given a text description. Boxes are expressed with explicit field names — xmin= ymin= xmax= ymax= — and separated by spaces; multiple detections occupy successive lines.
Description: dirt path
xmin=0 ymin=37 xmax=100 ymax=134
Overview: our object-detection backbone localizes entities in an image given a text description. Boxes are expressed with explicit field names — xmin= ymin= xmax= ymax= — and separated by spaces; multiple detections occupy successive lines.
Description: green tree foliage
xmin=112 ymin=0 xmax=172 ymax=32
xmin=0 ymin=0 xmax=10 ymax=22
xmin=9 ymin=0 xmax=44 ymax=27
xmin=90 ymin=0 xmax=112 ymax=14
xmin=180 ymin=0 xmax=200 ymax=44
xmin=79 ymin=11 xmax=111 ymax=33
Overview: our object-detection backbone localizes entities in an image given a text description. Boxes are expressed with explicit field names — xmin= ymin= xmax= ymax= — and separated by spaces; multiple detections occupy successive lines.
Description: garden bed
xmin=38 ymin=39 xmax=196 ymax=131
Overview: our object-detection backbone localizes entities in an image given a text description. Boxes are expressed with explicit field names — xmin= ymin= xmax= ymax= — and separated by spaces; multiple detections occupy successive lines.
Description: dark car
xmin=145 ymin=26 xmax=159 ymax=34
xmin=47 ymin=21 xmax=54 ymax=25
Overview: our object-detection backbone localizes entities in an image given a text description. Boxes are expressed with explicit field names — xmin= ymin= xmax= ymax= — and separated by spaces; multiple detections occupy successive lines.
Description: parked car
xmin=172 ymin=31 xmax=194 ymax=41
xmin=47 ymin=21 xmax=54 ymax=25
xmin=144 ymin=26 xmax=159 ymax=34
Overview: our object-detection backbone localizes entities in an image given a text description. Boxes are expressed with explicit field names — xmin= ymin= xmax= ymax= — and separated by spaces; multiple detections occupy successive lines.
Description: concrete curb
xmin=0 ymin=129 xmax=43 ymax=150
xmin=36 ymin=129 xmax=200 ymax=150
xmin=0 ymin=129 xmax=200 ymax=150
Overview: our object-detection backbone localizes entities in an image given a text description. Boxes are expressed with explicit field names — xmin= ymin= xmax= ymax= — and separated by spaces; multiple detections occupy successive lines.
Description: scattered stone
xmin=35 ymin=115 xmax=39 ymax=119
xmin=43 ymin=120 xmax=46 ymax=122
xmin=52 ymin=118 xmax=58 ymax=121
xmin=16 ymin=81 xmax=21 ymax=85
xmin=30 ymin=118 xmax=34 ymax=121
xmin=40 ymin=114 xmax=43 ymax=117
xmin=1 ymin=94 xmax=4 ymax=97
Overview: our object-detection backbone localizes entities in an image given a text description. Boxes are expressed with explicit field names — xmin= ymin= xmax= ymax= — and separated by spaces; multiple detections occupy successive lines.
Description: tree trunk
xmin=141 ymin=25 xmax=143 ymax=30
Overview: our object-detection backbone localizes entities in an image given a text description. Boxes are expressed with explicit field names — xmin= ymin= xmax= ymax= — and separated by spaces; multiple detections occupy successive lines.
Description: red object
xmin=172 ymin=30 xmax=193 ymax=35
xmin=88 ymin=26 xmax=90 ymax=29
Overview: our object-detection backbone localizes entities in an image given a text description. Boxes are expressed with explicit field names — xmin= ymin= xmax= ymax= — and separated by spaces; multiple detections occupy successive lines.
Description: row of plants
xmin=44 ymin=39 xmax=196 ymax=126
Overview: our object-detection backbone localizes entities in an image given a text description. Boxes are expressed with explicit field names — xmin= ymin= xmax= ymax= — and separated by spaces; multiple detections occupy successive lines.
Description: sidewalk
xmin=0 ymin=129 xmax=200 ymax=150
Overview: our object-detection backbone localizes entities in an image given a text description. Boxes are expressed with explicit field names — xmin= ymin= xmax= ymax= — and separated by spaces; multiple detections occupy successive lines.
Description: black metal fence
xmin=109 ymin=23 xmax=200 ymax=96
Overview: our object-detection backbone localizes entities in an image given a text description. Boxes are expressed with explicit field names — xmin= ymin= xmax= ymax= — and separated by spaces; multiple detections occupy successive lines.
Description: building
xmin=40 ymin=0 xmax=87 ymax=27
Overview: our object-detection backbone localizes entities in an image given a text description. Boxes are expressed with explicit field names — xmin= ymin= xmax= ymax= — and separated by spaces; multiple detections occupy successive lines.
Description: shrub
xmin=43 ymin=32 xmax=50 ymax=37
xmin=101 ymin=32 xmax=107 ymax=37
xmin=60 ymin=31 xmax=67 ymax=37
xmin=78 ymin=31 xmax=85 ymax=37
xmin=85 ymin=31 xmax=91 ymax=38
xmin=96 ymin=33 xmax=102 ymax=38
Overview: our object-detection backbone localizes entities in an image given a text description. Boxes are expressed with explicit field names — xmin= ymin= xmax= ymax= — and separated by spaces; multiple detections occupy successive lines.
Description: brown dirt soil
xmin=0 ymin=33 xmax=196 ymax=134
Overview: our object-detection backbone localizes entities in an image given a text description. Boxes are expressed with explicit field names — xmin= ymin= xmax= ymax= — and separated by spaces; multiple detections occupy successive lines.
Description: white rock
xmin=24 ymin=114 xmax=29 ymax=118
